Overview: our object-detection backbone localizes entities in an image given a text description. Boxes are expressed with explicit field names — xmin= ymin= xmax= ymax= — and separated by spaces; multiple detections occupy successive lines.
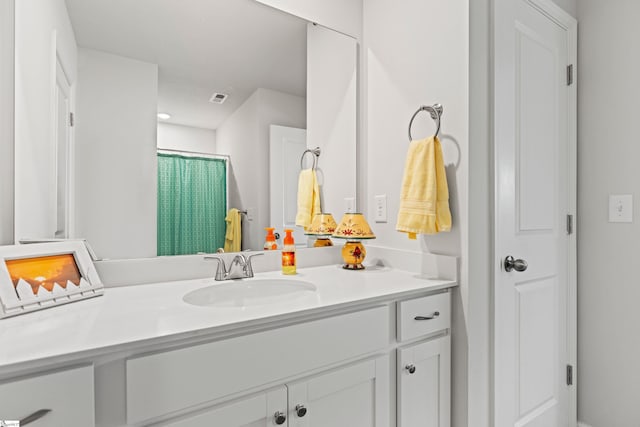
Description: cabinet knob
xmin=295 ymin=404 xmax=308 ymax=417
xmin=405 ymin=364 xmax=416 ymax=374
xmin=274 ymin=411 xmax=287 ymax=425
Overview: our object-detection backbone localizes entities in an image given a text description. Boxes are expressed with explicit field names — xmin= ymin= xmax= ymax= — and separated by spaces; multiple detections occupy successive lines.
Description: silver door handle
xmin=504 ymin=256 xmax=528 ymax=272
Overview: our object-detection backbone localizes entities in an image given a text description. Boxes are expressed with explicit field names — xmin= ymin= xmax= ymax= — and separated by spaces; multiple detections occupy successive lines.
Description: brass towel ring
xmin=408 ymin=104 xmax=443 ymax=141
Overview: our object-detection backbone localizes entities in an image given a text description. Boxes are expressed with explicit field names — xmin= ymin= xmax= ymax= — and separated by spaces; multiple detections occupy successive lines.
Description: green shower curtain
xmin=157 ymin=153 xmax=227 ymax=256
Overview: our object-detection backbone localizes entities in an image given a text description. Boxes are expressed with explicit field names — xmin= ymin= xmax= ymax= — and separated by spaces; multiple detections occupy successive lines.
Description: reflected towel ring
xmin=408 ymin=104 xmax=443 ymax=141
xmin=300 ymin=147 xmax=321 ymax=170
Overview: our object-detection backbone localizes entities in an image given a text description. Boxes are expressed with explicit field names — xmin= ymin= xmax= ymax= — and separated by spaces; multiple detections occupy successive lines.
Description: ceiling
xmin=65 ymin=0 xmax=307 ymax=130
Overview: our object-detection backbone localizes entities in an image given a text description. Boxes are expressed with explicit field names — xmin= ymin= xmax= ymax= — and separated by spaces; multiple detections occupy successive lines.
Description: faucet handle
xmin=204 ymin=256 xmax=227 ymax=281
xmin=244 ymin=253 xmax=264 ymax=277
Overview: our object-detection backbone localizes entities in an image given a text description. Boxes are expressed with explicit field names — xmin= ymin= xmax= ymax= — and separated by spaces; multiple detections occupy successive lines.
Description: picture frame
xmin=0 ymin=241 xmax=104 ymax=318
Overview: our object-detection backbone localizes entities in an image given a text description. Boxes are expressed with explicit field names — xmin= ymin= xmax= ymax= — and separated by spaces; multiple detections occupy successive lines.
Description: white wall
xmin=216 ymin=88 xmax=305 ymax=251
xmin=13 ymin=0 xmax=77 ymax=241
xmin=75 ymin=48 xmax=158 ymax=260
xmin=577 ymin=1 xmax=640 ymax=425
xmin=157 ymin=123 xmax=216 ymax=154
xmin=307 ymin=23 xmax=357 ymax=216
xmin=0 ymin=0 xmax=14 ymax=245
xmin=255 ymin=0 xmax=362 ymax=40
xmin=362 ymin=2 xmax=469 ymax=426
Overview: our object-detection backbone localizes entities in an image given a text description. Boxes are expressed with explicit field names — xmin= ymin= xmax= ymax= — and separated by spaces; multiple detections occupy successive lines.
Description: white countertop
xmin=0 ymin=264 xmax=455 ymax=374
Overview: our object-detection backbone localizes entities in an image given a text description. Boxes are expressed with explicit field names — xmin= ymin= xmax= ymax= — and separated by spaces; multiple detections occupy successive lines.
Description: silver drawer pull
xmin=414 ymin=311 xmax=440 ymax=321
xmin=20 ymin=409 xmax=52 ymax=425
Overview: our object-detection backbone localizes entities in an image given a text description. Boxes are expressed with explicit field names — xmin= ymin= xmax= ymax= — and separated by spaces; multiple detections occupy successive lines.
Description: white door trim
xmin=492 ymin=0 xmax=577 ymax=425
xmin=0 ymin=0 xmax=15 ymax=245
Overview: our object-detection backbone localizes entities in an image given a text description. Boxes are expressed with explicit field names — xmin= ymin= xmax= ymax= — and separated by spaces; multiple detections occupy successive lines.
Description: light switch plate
xmin=609 ymin=194 xmax=633 ymax=223
xmin=246 ymin=207 xmax=257 ymax=221
xmin=344 ymin=197 xmax=355 ymax=213
xmin=374 ymin=194 xmax=387 ymax=222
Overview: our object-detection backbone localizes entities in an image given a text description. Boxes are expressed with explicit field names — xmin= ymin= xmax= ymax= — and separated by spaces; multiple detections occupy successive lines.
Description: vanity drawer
xmin=126 ymin=306 xmax=389 ymax=424
xmin=397 ymin=291 xmax=450 ymax=342
xmin=0 ymin=365 xmax=95 ymax=427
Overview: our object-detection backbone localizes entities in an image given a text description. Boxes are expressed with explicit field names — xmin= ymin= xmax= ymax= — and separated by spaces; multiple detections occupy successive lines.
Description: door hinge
xmin=566 ymin=64 xmax=574 ymax=86
xmin=69 ymin=112 xmax=74 ymax=127
xmin=566 ymin=364 xmax=573 ymax=386
xmin=566 ymin=214 xmax=573 ymax=235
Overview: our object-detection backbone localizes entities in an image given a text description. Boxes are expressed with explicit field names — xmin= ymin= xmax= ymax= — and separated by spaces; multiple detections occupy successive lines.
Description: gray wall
xmin=362 ymin=1 xmax=469 ymax=426
xmin=577 ymin=1 xmax=640 ymax=426
xmin=553 ymin=0 xmax=577 ymax=17
xmin=75 ymin=48 xmax=158 ymax=260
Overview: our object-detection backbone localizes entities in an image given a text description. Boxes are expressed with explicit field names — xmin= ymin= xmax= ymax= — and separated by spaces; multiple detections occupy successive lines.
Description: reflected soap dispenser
xmin=282 ymin=229 xmax=296 ymax=275
xmin=264 ymin=227 xmax=278 ymax=250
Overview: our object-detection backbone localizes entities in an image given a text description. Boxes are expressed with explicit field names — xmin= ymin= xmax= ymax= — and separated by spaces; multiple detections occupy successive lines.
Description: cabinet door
xmin=287 ymin=356 xmax=390 ymax=427
xmin=397 ymin=336 xmax=450 ymax=427
xmin=0 ymin=365 xmax=95 ymax=427
xmin=162 ymin=387 xmax=287 ymax=427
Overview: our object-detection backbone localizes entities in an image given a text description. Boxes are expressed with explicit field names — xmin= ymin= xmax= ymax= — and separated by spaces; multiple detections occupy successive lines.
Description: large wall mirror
xmin=13 ymin=0 xmax=357 ymax=259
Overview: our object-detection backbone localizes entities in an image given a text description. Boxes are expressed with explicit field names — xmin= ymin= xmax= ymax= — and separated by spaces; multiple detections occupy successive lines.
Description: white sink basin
xmin=183 ymin=279 xmax=318 ymax=308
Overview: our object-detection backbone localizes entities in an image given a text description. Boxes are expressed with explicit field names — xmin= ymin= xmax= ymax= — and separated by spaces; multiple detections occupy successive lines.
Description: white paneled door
xmin=54 ymin=58 xmax=72 ymax=239
xmin=494 ymin=0 xmax=577 ymax=426
xmin=269 ymin=125 xmax=307 ymax=244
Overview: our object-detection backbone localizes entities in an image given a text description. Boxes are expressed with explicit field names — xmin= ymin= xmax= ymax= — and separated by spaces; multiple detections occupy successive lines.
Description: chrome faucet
xmin=205 ymin=253 xmax=263 ymax=281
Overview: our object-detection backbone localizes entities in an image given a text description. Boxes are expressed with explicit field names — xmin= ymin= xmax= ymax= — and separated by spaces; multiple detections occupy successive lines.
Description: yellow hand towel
xmin=396 ymin=136 xmax=452 ymax=238
xmin=224 ymin=208 xmax=242 ymax=252
xmin=295 ymin=168 xmax=321 ymax=230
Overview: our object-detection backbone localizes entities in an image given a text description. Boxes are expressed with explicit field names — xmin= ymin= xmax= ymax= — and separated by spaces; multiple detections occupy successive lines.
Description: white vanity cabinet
xmin=163 ymin=356 xmax=389 ymax=427
xmin=396 ymin=293 xmax=452 ymax=427
xmin=397 ymin=337 xmax=451 ymax=427
xmin=125 ymin=306 xmax=390 ymax=424
xmin=161 ymin=387 xmax=287 ymax=427
xmin=0 ymin=365 xmax=95 ymax=427
xmin=0 ymin=278 xmax=455 ymax=427
xmin=286 ymin=355 xmax=389 ymax=427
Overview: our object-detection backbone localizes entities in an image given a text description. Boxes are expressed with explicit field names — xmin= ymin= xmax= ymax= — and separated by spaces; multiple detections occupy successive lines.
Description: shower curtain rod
xmin=157 ymin=148 xmax=230 ymax=161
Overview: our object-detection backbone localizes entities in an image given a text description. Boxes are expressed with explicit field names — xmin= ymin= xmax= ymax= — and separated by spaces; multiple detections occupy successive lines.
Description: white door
xmin=287 ymin=356 xmax=390 ymax=427
xmin=397 ymin=336 xmax=451 ymax=427
xmin=494 ymin=0 xmax=576 ymax=426
xmin=163 ymin=387 xmax=287 ymax=427
xmin=54 ymin=58 xmax=73 ymax=238
xmin=269 ymin=125 xmax=308 ymax=244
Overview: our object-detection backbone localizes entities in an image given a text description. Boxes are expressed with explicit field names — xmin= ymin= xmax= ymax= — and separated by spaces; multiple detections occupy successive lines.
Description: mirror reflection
xmin=14 ymin=0 xmax=357 ymax=259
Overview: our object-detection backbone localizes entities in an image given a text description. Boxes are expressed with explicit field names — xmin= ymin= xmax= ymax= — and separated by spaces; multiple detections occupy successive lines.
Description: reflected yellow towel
xmin=396 ymin=136 xmax=452 ymax=238
xmin=224 ymin=208 xmax=242 ymax=252
xmin=295 ymin=169 xmax=321 ymax=230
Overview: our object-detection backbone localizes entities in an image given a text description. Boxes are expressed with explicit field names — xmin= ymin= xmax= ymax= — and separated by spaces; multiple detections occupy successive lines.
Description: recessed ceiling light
xmin=157 ymin=113 xmax=171 ymax=120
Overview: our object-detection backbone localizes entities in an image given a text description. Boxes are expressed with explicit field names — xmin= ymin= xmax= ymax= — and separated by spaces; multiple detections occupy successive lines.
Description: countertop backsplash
xmin=95 ymin=245 xmax=457 ymax=287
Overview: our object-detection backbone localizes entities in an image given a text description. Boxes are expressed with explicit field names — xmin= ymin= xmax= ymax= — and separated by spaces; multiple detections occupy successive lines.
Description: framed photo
xmin=0 ymin=241 xmax=104 ymax=318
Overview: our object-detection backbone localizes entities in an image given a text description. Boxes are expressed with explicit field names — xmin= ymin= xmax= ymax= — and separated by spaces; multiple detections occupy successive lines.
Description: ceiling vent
xmin=209 ymin=93 xmax=228 ymax=104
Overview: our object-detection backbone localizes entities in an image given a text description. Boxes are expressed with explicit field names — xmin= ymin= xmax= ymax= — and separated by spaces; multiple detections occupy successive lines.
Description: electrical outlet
xmin=374 ymin=195 xmax=387 ymax=222
xmin=344 ymin=197 xmax=355 ymax=213
xmin=609 ymin=194 xmax=633 ymax=223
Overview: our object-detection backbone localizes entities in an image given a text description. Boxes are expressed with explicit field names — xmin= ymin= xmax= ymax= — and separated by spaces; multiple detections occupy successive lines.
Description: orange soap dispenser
xmin=282 ymin=229 xmax=296 ymax=275
xmin=264 ymin=227 xmax=278 ymax=250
